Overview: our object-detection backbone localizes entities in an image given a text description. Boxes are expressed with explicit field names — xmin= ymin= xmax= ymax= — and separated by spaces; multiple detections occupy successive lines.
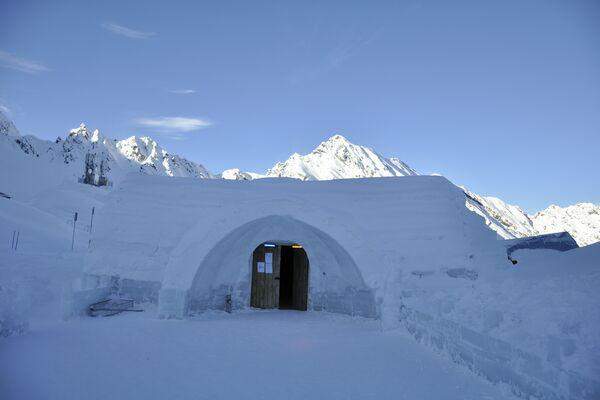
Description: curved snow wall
xmin=398 ymin=306 xmax=600 ymax=400
xmin=184 ymin=215 xmax=375 ymax=316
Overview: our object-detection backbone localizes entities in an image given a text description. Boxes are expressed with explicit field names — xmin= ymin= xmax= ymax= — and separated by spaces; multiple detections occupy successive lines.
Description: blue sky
xmin=1 ymin=0 xmax=598 ymax=212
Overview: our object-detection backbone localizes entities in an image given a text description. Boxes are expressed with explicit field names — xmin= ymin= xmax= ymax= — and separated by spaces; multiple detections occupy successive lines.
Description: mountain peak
xmin=266 ymin=134 xmax=417 ymax=180
xmin=69 ymin=123 xmax=88 ymax=135
xmin=119 ymin=135 xmax=158 ymax=148
xmin=116 ymin=135 xmax=162 ymax=164
xmin=220 ymin=168 xmax=251 ymax=180
xmin=325 ymin=134 xmax=349 ymax=143
xmin=315 ymin=134 xmax=352 ymax=151
xmin=68 ymin=123 xmax=102 ymax=143
xmin=138 ymin=136 xmax=158 ymax=145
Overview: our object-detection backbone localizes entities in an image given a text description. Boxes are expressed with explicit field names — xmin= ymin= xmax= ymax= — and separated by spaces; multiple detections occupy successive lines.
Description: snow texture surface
xmin=0 ymin=309 xmax=519 ymax=400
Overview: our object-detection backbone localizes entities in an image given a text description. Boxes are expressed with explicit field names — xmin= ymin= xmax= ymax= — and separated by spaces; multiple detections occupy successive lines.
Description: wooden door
xmin=250 ymin=245 xmax=281 ymax=309
xmin=292 ymin=248 xmax=309 ymax=311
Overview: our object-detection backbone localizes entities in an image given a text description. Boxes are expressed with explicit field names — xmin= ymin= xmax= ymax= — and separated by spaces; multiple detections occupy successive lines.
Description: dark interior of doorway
xmin=279 ymin=246 xmax=294 ymax=309
xmin=279 ymin=245 xmax=308 ymax=311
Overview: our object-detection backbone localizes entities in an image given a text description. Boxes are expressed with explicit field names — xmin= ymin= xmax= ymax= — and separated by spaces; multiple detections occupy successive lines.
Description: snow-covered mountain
xmin=257 ymin=134 xmax=598 ymax=246
xmin=0 ymin=111 xmax=211 ymax=188
xmin=2 ymin=110 xmax=597 ymax=246
xmin=115 ymin=135 xmax=211 ymax=179
xmin=265 ymin=134 xmax=417 ymax=180
xmin=531 ymin=203 xmax=600 ymax=246
xmin=219 ymin=168 xmax=264 ymax=181
xmin=464 ymin=189 xmax=599 ymax=246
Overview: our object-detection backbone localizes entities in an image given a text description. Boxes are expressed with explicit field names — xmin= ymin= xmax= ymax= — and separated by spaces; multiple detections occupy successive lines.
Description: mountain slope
xmin=265 ymin=134 xmax=417 ymax=180
xmin=0 ymin=112 xmax=19 ymax=137
xmin=463 ymin=188 xmax=537 ymax=239
xmin=116 ymin=135 xmax=210 ymax=178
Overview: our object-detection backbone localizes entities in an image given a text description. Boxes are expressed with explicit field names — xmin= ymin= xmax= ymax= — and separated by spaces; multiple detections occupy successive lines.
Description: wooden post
xmin=88 ymin=207 xmax=95 ymax=248
xmin=71 ymin=212 xmax=78 ymax=251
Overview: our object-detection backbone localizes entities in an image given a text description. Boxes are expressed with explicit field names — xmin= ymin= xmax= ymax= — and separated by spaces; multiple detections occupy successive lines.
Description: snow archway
xmin=173 ymin=215 xmax=375 ymax=318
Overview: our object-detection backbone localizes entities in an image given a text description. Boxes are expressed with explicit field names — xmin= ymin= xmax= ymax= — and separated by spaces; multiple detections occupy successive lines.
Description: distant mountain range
xmin=1 ymin=110 xmax=597 ymax=246
xmin=0 ymin=113 xmax=210 ymax=187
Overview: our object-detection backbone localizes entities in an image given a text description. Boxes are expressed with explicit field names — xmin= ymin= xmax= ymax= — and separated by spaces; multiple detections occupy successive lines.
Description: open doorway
xmin=250 ymin=243 xmax=309 ymax=311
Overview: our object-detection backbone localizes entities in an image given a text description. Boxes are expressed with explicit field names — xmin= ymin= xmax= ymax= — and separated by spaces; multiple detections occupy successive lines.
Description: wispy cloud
xmin=0 ymin=98 xmax=11 ymax=115
xmin=169 ymin=89 xmax=196 ymax=95
xmin=0 ymin=50 xmax=50 ymax=74
xmin=289 ymin=27 xmax=384 ymax=85
xmin=134 ymin=117 xmax=212 ymax=134
xmin=101 ymin=22 xmax=155 ymax=39
xmin=0 ymin=104 xmax=10 ymax=115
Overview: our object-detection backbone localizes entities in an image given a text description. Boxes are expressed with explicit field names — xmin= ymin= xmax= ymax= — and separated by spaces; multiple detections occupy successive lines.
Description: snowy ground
xmin=1 ymin=166 xmax=598 ymax=399
xmin=0 ymin=249 xmax=517 ymax=399
xmin=0 ymin=309 xmax=517 ymax=400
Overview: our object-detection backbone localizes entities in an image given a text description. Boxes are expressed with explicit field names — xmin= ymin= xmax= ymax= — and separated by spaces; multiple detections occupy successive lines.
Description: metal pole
xmin=11 ymin=230 xmax=15 ymax=250
xmin=71 ymin=212 xmax=78 ymax=251
xmin=88 ymin=206 xmax=95 ymax=248
xmin=14 ymin=231 xmax=19 ymax=251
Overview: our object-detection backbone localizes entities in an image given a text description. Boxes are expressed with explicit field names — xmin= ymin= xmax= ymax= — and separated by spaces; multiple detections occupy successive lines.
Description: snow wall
xmin=77 ymin=174 xmax=599 ymax=399
xmin=82 ymin=174 xmax=501 ymax=316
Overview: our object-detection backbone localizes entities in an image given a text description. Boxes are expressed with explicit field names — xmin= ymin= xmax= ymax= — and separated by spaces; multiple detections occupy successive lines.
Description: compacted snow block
xmin=399 ymin=306 xmax=600 ymax=400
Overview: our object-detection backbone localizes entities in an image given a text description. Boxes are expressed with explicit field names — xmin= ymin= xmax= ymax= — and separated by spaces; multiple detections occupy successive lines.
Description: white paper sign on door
xmin=257 ymin=262 xmax=265 ymax=273
xmin=265 ymin=252 xmax=273 ymax=274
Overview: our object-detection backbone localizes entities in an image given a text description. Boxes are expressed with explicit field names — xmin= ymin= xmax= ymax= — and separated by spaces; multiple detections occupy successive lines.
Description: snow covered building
xmin=68 ymin=174 xmax=600 ymax=399
xmin=75 ymin=174 xmax=506 ymax=319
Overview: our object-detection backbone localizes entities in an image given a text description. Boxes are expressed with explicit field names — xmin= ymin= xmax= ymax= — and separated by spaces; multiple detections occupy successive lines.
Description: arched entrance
xmin=250 ymin=242 xmax=309 ymax=311
xmin=171 ymin=215 xmax=376 ymax=318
